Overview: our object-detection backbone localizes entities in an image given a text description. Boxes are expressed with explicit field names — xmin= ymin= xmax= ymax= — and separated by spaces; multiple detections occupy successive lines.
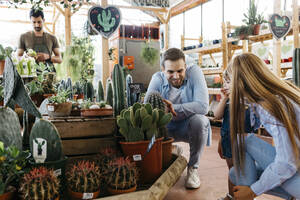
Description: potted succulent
xmin=234 ymin=25 xmax=253 ymax=40
xmin=0 ymin=142 xmax=29 ymax=200
xmin=73 ymin=81 xmax=84 ymax=100
xmin=19 ymin=167 xmax=60 ymax=200
xmin=0 ymin=45 xmax=13 ymax=75
xmin=242 ymin=0 xmax=267 ymax=35
xmin=67 ymin=160 xmax=101 ymax=199
xmin=144 ymin=91 xmax=175 ymax=168
xmin=47 ymin=90 xmax=72 ymax=117
xmin=117 ymin=102 xmax=172 ymax=183
xmin=107 ymin=157 xmax=138 ymax=195
xmin=80 ymin=100 xmax=113 ymax=117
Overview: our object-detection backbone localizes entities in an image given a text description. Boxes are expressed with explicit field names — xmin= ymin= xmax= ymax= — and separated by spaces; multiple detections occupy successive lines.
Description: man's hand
xmin=36 ymin=53 xmax=50 ymax=62
xmin=218 ymin=139 xmax=225 ymax=159
xmin=233 ymin=186 xmax=257 ymax=200
xmin=163 ymin=99 xmax=177 ymax=117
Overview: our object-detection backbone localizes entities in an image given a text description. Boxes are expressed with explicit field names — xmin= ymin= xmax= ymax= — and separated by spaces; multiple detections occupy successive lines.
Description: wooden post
xmin=222 ymin=22 xmax=228 ymax=70
xmin=273 ymin=0 xmax=281 ymax=76
xmin=164 ymin=23 xmax=169 ymax=50
xmin=65 ymin=7 xmax=71 ymax=46
xmin=181 ymin=35 xmax=184 ymax=49
xmin=102 ymin=0 xmax=109 ymax=91
xmin=292 ymin=0 xmax=299 ymax=48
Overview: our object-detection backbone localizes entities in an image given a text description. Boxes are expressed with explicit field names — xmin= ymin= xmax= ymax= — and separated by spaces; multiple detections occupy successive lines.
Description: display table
xmin=44 ymin=116 xmax=116 ymax=158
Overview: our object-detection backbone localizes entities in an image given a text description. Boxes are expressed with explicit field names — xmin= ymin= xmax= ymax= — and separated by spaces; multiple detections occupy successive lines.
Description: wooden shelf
xmin=248 ymin=33 xmax=273 ymax=42
xmin=208 ymin=88 xmax=221 ymax=95
xmin=201 ymin=68 xmax=223 ymax=75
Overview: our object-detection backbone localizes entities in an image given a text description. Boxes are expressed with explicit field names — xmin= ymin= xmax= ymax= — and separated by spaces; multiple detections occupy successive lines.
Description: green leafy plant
xmin=19 ymin=167 xmax=59 ymax=200
xmin=0 ymin=141 xmax=29 ymax=195
xmin=234 ymin=25 xmax=253 ymax=38
xmin=141 ymin=42 xmax=159 ymax=66
xmin=48 ymin=90 xmax=70 ymax=104
xmin=67 ymin=160 xmax=101 ymax=193
xmin=0 ymin=45 xmax=13 ymax=61
xmin=242 ymin=0 xmax=267 ymax=25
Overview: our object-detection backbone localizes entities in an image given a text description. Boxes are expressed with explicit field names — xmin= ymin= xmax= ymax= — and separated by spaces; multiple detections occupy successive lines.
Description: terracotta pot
xmin=253 ymin=24 xmax=261 ymax=35
xmin=120 ymin=137 xmax=163 ymax=184
xmin=47 ymin=102 xmax=72 ymax=117
xmin=0 ymin=60 xmax=5 ymax=75
xmin=80 ymin=108 xmax=113 ymax=117
xmin=0 ymin=101 xmax=3 ymax=106
xmin=162 ymin=137 xmax=174 ymax=169
xmin=77 ymin=94 xmax=84 ymax=100
xmin=68 ymin=188 xmax=100 ymax=199
xmin=0 ymin=188 xmax=15 ymax=200
xmin=239 ymin=34 xmax=248 ymax=40
xmin=107 ymin=185 xmax=137 ymax=195
xmin=43 ymin=94 xmax=55 ymax=98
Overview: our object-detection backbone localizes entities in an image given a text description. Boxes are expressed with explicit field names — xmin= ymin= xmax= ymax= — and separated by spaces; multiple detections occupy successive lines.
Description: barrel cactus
xmin=106 ymin=78 xmax=113 ymax=106
xmin=97 ymin=80 xmax=104 ymax=101
xmin=112 ymin=64 xmax=126 ymax=116
xmin=29 ymin=119 xmax=63 ymax=162
xmin=117 ymin=102 xmax=172 ymax=141
xmin=96 ymin=147 xmax=117 ymax=183
xmin=144 ymin=91 xmax=165 ymax=111
xmin=67 ymin=160 xmax=101 ymax=193
xmin=0 ymin=107 xmax=22 ymax=150
xmin=19 ymin=167 xmax=60 ymax=200
xmin=107 ymin=157 xmax=137 ymax=191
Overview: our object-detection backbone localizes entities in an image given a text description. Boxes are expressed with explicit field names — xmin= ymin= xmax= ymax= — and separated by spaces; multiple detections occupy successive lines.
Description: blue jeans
xmin=229 ymin=134 xmax=300 ymax=199
xmin=167 ymin=114 xmax=209 ymax=168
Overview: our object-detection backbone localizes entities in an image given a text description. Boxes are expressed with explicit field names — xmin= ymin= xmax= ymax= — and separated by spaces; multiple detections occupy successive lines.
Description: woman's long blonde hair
xmin=228 ymin=53 xmax=300 ymax=172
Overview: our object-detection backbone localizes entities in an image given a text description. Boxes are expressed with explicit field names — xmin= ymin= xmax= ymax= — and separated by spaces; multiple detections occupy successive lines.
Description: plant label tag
xmin=33 ymin=138 xmax=47 ymax=163
xmin=133 ymin=154 xmax=142 ymax=161
xmin=83 ymin=193 xmax=94 ymax=199
xmin=48 ymin=105 xmax=54 ymax=112
xmin=54 ymin=169 xmax=62 ymax=177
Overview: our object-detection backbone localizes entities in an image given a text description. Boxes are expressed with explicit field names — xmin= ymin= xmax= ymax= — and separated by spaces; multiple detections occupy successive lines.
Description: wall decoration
xmin=88 ymin=6 xmax=121 ymax=38
xmin=269 ymin=14 xmax=291 ymax=40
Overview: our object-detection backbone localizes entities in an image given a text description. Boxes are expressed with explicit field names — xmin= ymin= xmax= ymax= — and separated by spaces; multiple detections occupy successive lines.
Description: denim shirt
xmin=145 ymin=65 xmax=209 ymax=121
xmin=250 ymin=102 xmax=300 ymax=196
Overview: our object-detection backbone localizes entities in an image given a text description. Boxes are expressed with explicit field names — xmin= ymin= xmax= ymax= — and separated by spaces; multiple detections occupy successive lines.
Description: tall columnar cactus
xmin=106 ymin=78 xmax=113 ymax=106
xmin=107 ymin=157 xmax=137 ymax=190
xmin=66 ymin=77 xmax=73 ymax=99
xmin=67 ymin=161 xmax=101 ymax=193
xmin=144 ymin=91 xmax=165 ymax=111
xmin=117 ymin=103 xmax=172 ymax=141
xmin=97 ymin=10 xmax=116 ymax=32
xmin=125 ymin=74 xmax=133 ymax=107
xmin=85 ymin=81 xmax=94 ymax=101
xmin=112 ymin=64 xmax=126 ymax=116
xmin=98 ymin=80 xmax=104 ymax=102
xmin=29 ymin=119 xmax=63 ymax=162
xmin=0 ymin=107 xmax=22 ymax=150
xmin=19 ymin=167 xmax=60 ymax=200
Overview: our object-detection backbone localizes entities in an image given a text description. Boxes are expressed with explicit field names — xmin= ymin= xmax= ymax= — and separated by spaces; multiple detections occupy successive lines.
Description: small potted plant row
xmin=80 ymin=100 xmax=113 ymax=117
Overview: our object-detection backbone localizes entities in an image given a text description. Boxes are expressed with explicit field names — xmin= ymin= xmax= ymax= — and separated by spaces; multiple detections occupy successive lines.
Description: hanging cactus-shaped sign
xmin=88 ymin=6 xmax=121 ymax=38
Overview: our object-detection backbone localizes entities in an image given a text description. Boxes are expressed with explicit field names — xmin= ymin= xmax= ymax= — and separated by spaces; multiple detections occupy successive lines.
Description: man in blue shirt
xmin=145 ymin=48 xmax=211 ymax=189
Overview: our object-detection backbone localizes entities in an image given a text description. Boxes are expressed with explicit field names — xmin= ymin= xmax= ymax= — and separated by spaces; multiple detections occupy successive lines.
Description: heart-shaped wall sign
xmin=269 ymin=14 xmax=291 ymax=40
xmin=88 ymin=6 xmax=121 ymax=38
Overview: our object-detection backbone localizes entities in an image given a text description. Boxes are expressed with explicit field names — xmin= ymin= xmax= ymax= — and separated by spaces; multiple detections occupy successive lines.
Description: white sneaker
xmin=185 ymin=167 xmax=201 ymax=189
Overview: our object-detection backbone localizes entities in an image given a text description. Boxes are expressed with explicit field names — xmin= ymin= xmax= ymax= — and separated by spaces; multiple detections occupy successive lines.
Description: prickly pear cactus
xmin=29 ymin=119 xmax=63 ymax=162
xmin=98 ymin=80 xmax=104 ymax=101
xmin=0 ymin=107 xmax=22 ymax=150
xmin=22 ymin=111 xmax=30 ymax=151
xmin=98 ymin=10 xmax=116 ymax=31
xmin=106 ymin=78 xmax=113 ymax=106
xmin=144 ymin=91 xmax=165 ymax=111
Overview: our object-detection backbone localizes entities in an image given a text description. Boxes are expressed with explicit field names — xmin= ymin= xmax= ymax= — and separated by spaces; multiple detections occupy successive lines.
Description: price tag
xmin=83 ymin=193 xmax=94 ymax=199
xmin=133 ymin=154 xmax=142 ymax=161
xmin=48 ymin=105 xmax=54 ymax=112
xmin=54 ymin=169 xmax=62 ymax=177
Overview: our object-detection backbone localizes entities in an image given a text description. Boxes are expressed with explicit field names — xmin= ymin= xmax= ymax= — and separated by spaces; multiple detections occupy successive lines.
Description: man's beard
xmin=34 ymin=27 xmax=42 ymax=32
xmin=170 ymin=78 xmax=183 ymax=88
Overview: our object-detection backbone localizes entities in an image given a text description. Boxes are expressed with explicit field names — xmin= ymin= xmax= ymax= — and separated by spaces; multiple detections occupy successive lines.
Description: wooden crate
xmin=46 ymin=116 xmax=117 ymax=157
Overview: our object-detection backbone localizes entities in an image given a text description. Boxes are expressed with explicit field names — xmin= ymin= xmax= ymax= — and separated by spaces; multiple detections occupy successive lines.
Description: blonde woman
xmin=227 ymin=53 xmax=300 ymax=200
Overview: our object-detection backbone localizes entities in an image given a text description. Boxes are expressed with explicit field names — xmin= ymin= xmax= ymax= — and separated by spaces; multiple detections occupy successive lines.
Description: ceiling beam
xmin=170 ymin=0 xmax=208 ymax=18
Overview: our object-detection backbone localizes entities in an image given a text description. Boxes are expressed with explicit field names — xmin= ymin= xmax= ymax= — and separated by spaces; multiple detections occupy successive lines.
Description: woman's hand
xmin=233 ymin=185 xmax=257 ymax=200
xmin=163 ymin=99 xmax=177 ymax=117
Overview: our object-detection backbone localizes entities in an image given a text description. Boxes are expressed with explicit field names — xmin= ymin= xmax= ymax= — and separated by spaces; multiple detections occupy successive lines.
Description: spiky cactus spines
xmin=0 ymin=107 xmax=22 ymax=150
xmin=107 ymin=157 xmax=137 ymax=191
xmin=144 ymin=91 xmax=165 ymax=111
xmin=106 ymin=78 xmax=113 ymax=106
xmin=67 ymin=160 xmax=101 ymax=193
xmin=29 ymin=119 xmax=63 ymax=162
xmin=97 ymin=80 xmax=104 ymax=102
xmin=19 ymin=167 xmax=60 ymax=200
xmin=96 ymin=147 xmax=117 ymax=183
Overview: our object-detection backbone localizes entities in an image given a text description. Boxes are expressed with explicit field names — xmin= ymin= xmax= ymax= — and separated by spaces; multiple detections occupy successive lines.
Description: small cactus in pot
xmin=95 ymin=147 xmax=117 ymax=183
xmin=107 ymin=157 xmax=138 ymax=194
xmin=19 ymin=167 xmax=60 ymax=200
xmin=67 ymin=161 xmax=101 ymax=199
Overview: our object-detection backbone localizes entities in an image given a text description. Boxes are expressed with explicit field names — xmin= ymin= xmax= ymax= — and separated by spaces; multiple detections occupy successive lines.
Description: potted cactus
xmin=47 ymin=90 xmax=72 ymax=117
xmin=144 ymin=91 xmax=175 ymax=168
xmin=67 ymin=160 xmax=101 ymax=199
xmin=19 ymin=167 xmax=60 ymax=200
xmin=117 ymin=102 xmax=172 ymax=183
xmin=107 ymin=157 xmax=138 ymax=195
xmin=73 ymin=81 xmax=84 ymax=100
xmin=80 ymin=100 xmax=113 ymax=117
xmin=0 ymin=44 xmax=13 ymax=75
xmin=0 ymin=142 xmax=29 ymax=200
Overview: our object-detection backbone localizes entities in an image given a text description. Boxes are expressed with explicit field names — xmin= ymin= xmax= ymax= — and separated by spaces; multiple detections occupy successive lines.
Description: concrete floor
xmin=164 ymin=126 xmax=282 ymax=200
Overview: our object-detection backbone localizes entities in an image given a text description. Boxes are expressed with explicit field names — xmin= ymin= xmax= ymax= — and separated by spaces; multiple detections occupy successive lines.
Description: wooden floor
xmin=164 ymin=126 xmax=282 ymax=200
